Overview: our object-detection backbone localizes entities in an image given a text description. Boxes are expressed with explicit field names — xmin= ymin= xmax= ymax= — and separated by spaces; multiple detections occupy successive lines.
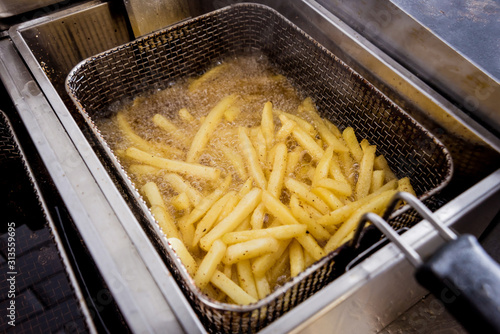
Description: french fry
xmin=236 ymin=260 xmax=258 ymax=299
xmin=151 ymin=205 xmax=181 ymax=239
xmin=252 ymin=127 xmax=268 ymax=166
xmin=184 ymin=175 xmax=231 ymax=226
xmin=238 ymin=127 xmax=267 ymax=189
xmin=221 ymin=145 xmax=248 ymax=180
xmin=224 ymin=104 xmax=241 ymax=122
xmin=250 ymin=203 xmax=266 ymax=230
xmin=222 ymin=237 xmax=280 ymax=265
xmin=194 ymin=239 xmax=227 ymax=289
xmin=141 ymin=182 xmax=166 ymax=209
xmin=342 ymin=127 xmax=363 ymax=163
xmin=289 ymin=195 xmax=331 ymax=242
xmin=374 ymin=155 xmax=397 ymax=182
xmin=312 ymin=187 xmax=344 ymax=211
xmin=296 ymin=234 xmax=325 ymax=261
xmin=324 ymin=189 xmax=397 ymax=253
xmin=338 ymin=151 xmax=356 ymax=185
xmin=261 ymin=101 xmax=274 ymax=148
xmin=178 ymin=108 xmax=195 ymax=123
xmin=285 ymin=115 xmax=324 ymax=161
xmin=262 ymin=190 xmax=301 ymax=226
xmin=210 ymin=270 xmax=257 ymax=305
xmin=252 ymin=239 xmax=292 ymax=277
xmin=299 ymin=97 xmax=348 ymax=153
xmin=237 ymin=177 xmax=254 ymax=198
xmin=267 ymin=142 xmax=287 ymax=198
xmin=116 ymin=112 xmax=183 ymax=157
xmin=268 ymin=247 xmax=290 ymax=284
xmin=289 ymin=239 xmax=305 ymax=277
xmin=254 ymin=274 xmax=271 ymax=299
xmin=187 ymin=94 xmax=238 ymax=162
xmin=286 ymin=146 xmax=302 ymax=175
xmin=355 ymin=145 xmax=376 ymax=200
xmin=370 ymin=170 xmax=385 ymax=193
xmin=128 ymin=164 xmax=160 ymax=176
xmin=316 ymin=178 xmax=352 ymax=197
xmin=192 ymin=191 xmax=235 ymax=247
xmin=152 ymin=114 xmax=190 ymax=146
xmin=275 ymin=116 xmax=295 ymax=142
xmin=277 ymin=111 xmax=315 ymax=135
xmin=200 ymin=188 xmax=262 ymax=251
xmin=312 ymin=145 xmax=334 ymax=187
xmin=398 ymin=177 xmax=416 ymax=196
xmin=126 ymin=147 xmax=221 ymax=181
xmin=318 ymin=186 xmax=397 ymax=227
xmin=221 ymin=224 xmax=307 ymax=244
xmin=163 ymin=173 xmax=203 ymax=206
xmin=169 ymin=238 xmax=197 ymax=276
xmin=284 ymin=178 xmax=330 ymax=215
xmin=171 ymin=192 xmax=191 ymax=211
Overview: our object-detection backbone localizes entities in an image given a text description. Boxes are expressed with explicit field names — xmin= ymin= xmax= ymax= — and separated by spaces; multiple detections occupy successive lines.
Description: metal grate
xmin=66 ymin=4 xmax=453 ymax=333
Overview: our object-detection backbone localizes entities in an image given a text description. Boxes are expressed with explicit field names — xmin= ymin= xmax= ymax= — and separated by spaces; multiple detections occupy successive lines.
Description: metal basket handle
xmin=352 ymin=192 xmax=500 ymax=334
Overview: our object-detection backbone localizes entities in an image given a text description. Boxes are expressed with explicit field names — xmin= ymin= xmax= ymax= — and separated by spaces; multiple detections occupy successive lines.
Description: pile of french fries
xmin=107 ymin=58 xmax=415 ymax=305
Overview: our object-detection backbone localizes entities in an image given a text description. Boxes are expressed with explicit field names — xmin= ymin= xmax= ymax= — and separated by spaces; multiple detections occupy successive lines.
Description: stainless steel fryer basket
xmin=66 ymin=3 xmax=453 ymax=333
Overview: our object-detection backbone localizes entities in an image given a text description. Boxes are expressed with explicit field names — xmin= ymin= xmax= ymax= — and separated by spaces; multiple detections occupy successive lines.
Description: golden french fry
xmin=238 ymin=127 xmax=267 ymax=189
xmin=237 ymin=177 xmax=254 ymax=198
xmin=221 ymin=224 xmax=307 ymax=244
xmin=398 ymin=177 xmax=416 ymax=196
xmin=324 ymin=189 xmax=397 ymax=253
xmin=128 ymin=164 xmax=160 ymax=176
xmin=286 ymin=146 xmax=303 ymax=175
xmin=126 ymin=147 xmax=221 ymax=181
xmin=289 ymin=195 xmax=331 ymax=242
xmin=163 ymin=173 xmax=203 ymax=206
xmin=261 ymin=101 xmax=274 ymax=148
xmin=275 ymin=116 xmax=295 ymax=142
xmin=250 ymin=203 xmax=266 ymax=230
xmin=151 ymin=205 xmax=181 ymax=239
xmin=289 ymin=239 xmax=305 ymax=277
xmin=178 ymin=108 xmax=195 ymax=123
xmin=277 ymin=111 xmax=315 ymax=135
xmin=220 ymin=145 xmax=248 ymax=180
xmin=318 ymin=186 xmax=397 ymax=227
xmin=254 ymin=274 xmax=271 ymax=299
xmin=252 ymin=127 xmax=268 ymax=166
xmin=342 ymin=127 xmax=363 ymax=163
xmin=267 ymin=142 xmax=288 ymax=198
xmin=296 ymin=234 xmax=325 ymax=261
xmin=284 ymin=178 xmax=330 ymax=215
xmin=116 ymin=112 xmax=183 ymax=157
xmin=284 ymin=115 xmax=324 ymax=161
xmin=171 ymin=192 xmax=191 ymax=211
xmin=187 ymin=94 xmax=238 ymax=162
xmin=355 ymin=145 xmax=376 ymax=200
xmin=252 ymin=239 xmax=291 ymax=277
xmin=152 ymin=114 xmax=190 ymax=146
xmin=141 ymin=182 xmax=166 ymax=209
xmin=312 ymin=145 xmax=334 ymax=187
xmin=374 ymin=155 xmax=397 ymax=182
xmin=192 ymin=191 xmax=235 ymax=247
xmin=338 ymin=151 xmax=356 ymax=185
xmin=210 ymin=270 xmax=257 ymax=305
xmin=370 ymin=170 xmax=385 ymax=193
xmin=311 ymin=187 xmax=344 ymax=211
xmin=222 ymin=237 xmax=280 ymax=265
xmin=236 ymin=260 xmax=258 ymax=299
xmin=316 ymin=178 xmax=352 ymax=197
xmin=299 ymin=98 xmax=348 ymax=152
xmin=200 ymin=188 xmax=262 ymax=251
xmin=262 ymin=190 xmax=301 ymax=226
xmin=169 ymin=238 xmax=197 ymax=276
xmin=195 ymin=239 xmax=227 ymax=289
xmin=224 ymin=104 xmax=241 ymax=122
xmin=183 ymin=175 xmax=231 ymax=226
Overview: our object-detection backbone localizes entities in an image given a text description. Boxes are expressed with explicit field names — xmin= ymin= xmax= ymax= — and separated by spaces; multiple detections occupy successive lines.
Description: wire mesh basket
xmin=66 ymin=3 xmax=453 ymax=333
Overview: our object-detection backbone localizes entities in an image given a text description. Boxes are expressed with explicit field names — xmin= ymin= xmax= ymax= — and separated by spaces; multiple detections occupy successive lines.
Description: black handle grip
xmin=415 ymin=234 xmax=500 ymax=334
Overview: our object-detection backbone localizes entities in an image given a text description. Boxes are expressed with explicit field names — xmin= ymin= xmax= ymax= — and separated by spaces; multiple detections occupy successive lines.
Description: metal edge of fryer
xmin=3 ymin=0 xmax=500 ymax=333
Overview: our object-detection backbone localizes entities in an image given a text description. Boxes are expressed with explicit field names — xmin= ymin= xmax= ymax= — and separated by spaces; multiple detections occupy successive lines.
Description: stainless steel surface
xmin=0 ymin=0 xmax=62 ymax=18
xmin=123 ymin=0 xmax=190 ymax=37
xmin=315 ymin=0 xmax=500 ymax=137
xmin=1 ymin=0 xmax=499 ymax=333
